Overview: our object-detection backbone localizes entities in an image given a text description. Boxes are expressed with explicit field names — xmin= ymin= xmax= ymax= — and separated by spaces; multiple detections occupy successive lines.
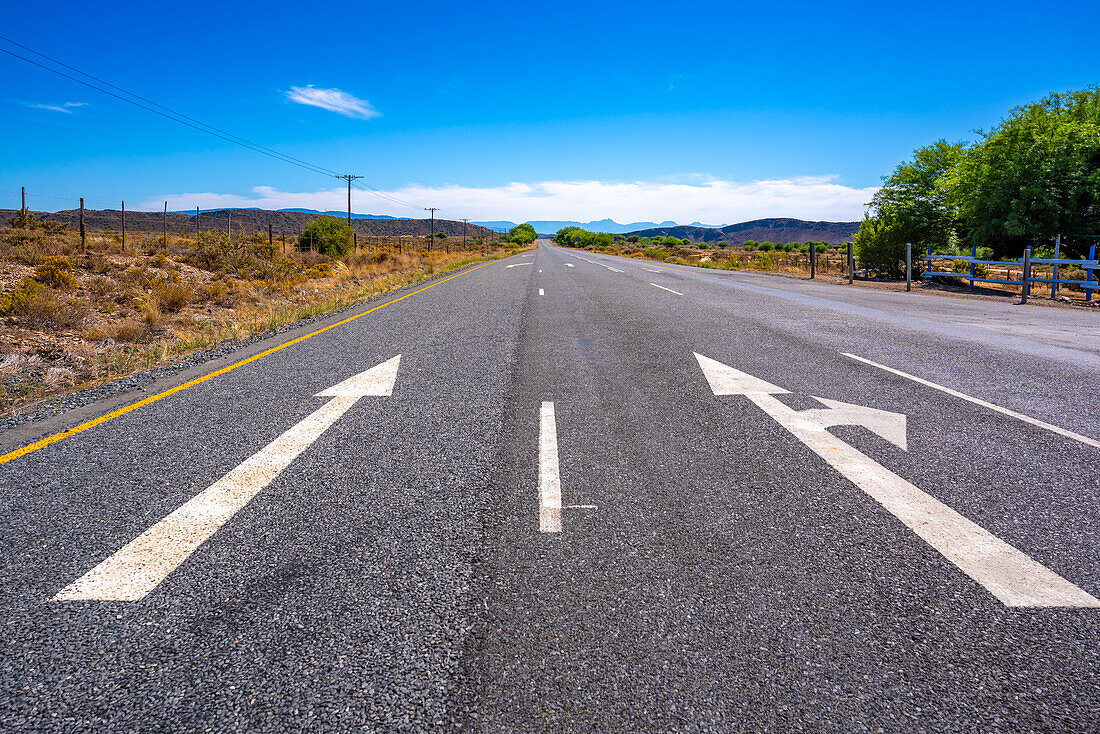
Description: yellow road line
xmin=0 ymin=257 xmax=504 ymax=466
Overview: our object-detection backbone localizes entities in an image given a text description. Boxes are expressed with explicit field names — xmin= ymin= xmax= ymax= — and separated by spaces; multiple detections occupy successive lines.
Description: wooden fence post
xmin=79 ymin=197 xmax=86 ymax=251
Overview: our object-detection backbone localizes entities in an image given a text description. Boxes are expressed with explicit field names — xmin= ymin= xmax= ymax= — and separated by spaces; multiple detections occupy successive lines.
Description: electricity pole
xmin=425 ymin=207 xmax=440 ymax=250
xmin=461 ymin=218 xmax=468 ymax=251
xmin=334 ymin=174 xmax=363 ymax=227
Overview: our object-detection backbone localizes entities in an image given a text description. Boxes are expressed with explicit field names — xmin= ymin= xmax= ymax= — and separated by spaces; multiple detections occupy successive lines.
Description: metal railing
xmin=922 ymin=242 xmax=1099 ymax=302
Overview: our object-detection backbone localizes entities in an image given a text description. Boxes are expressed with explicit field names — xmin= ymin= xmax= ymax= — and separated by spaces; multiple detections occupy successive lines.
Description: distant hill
xmin=627 ymin=218 xmax=860 ymax=245
xmin=3 ymin=208 xmax=496 ymax=238
xmin=475 ymin=218 xmax=694 ymax=234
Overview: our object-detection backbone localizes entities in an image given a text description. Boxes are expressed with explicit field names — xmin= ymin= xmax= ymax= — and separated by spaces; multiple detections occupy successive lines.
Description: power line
xmin=0 ymin=36 xmax=424 ymax=212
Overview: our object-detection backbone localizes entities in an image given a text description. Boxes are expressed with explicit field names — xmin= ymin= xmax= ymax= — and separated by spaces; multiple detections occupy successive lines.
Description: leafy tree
xmin=944 ymin=88 xmax=1100 ymax=258
xmin=509 ymin=223 xmax=537 ymax=244
xmin=870 ymin=139 xmax=966 ymax=254
xmin=854 ymin=215 xmax=908 ymax=278
xmin=299 ymin=216 xmax=354 ymax=258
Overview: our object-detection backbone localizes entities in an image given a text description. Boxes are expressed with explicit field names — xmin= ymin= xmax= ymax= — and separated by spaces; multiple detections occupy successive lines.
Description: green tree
xmin=853 ymin=214 xmax=908 ymax=278
xmin=509 ymin=223 xmax=537 ymax=244
xmin=871 ymin=139 xmax=967 ymax=253
xmin=298 ymin=216 xmax=354 ymax=258
xmin=945 ymin=87 xmax=1100 ymax=258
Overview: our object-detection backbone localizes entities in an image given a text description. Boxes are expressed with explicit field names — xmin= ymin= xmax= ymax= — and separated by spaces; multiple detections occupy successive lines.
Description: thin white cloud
xmin=25 ymin=101 xmax=87 ymax=113
xmin=284 ymin=85 xmax=380 ymax=119
xmin=144 ymin=177 xmax=876 ymax=223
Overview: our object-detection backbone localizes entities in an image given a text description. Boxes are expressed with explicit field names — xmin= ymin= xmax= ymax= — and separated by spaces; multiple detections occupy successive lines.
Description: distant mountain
xmin=627 ymin=218 xmax=860 ymax=245
xmin=277 ymin=208 xmax=400 ymax=220
xmin=10 ymin=207 xmax=496 ymax=239
xmin=474 ymin=218 xmax=693 ymax=235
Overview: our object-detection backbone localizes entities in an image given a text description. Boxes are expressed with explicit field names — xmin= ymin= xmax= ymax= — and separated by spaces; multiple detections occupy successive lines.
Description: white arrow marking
xmin=694 ymin=353 xmax=1100 ymax=608
xmin=54 ymin=356 xmax=402 ymax=601
xmin=506 ymin=262 xmax=532 ymax=268
xmin=802 ymin=396 xmax=907 ymax=451
xmin=539 ymin=401 xmax=562 ymax=533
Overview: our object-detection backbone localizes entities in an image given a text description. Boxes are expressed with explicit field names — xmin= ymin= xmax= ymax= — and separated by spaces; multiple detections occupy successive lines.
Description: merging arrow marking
xmin=54 ymin=356 xmax=401 ymax=602
xmin=694 ymin=352 xmax=1100 ymax=608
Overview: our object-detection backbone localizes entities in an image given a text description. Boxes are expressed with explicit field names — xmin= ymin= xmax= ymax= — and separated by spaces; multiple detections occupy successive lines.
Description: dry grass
xmin=0 ymin=217 xmax=519 ymax=415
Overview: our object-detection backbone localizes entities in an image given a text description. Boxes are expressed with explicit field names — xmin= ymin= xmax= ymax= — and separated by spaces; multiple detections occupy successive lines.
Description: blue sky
xmin=2 ymin=0 xmax=1098 ymax=223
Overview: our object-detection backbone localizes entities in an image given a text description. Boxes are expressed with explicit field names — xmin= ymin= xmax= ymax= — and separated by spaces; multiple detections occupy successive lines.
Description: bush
xmin=1 ymin=277 xmax=88 ymax=328
xmin=743 ymin=243 xmax=756 ymax=252
xmin=299 ymin=216 xmax=354 ymax=258
xmin=759 ymin=242 xmax=774 ymax=252
xmin=35 ymin=256 xmax=77 ymax=289
xmin=854 ymin=215 xmax=910 ymax=278
xmin=509 ymin=223 xmax=537 ymax=245
xmin=816 ymin=243 xmax=830 ymax=253
xmin=155 ymin=281 xmax=194 ymax=312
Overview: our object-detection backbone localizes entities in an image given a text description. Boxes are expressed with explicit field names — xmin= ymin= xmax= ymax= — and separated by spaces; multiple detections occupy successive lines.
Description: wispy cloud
xmin=144 ymin=177 xmax=875 ymax=224
xmin=283 ymin=85 xmax=380 ymax=119
xmin=25 ymin=101 xmax=87 ymax=114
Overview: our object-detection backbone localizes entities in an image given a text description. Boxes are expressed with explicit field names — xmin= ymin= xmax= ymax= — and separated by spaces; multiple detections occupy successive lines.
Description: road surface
xmin=1 ymin=241 xmax=1098 ymax=731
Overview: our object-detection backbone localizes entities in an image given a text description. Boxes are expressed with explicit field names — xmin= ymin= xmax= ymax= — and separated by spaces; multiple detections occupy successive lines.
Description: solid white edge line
xmin=539 ymin=401 xmax=562 ymax=533
xmin=650 ymin=283 xmax=684 ymax=296
xmin=841 ymin=352 xmax=1100 ymax=449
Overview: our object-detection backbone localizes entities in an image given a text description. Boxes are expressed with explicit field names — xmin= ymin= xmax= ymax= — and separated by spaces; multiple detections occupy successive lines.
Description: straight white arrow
xmin=54 ymin=355 xmax=401 ymax=602
xmin=694 ymin=352 xmax=1100 ymax=608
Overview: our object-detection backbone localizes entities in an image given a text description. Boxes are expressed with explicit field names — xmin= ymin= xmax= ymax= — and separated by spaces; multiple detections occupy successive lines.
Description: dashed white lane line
xmin=842 ymin=352 xmax=1100 ymax=449
xmin=649 ymin=283 xmax=684 ymax=296
xmin=539 ymin=288 xmax=545 ymax=296
xmin=566 ymin=263 xmax=575 ymax=268
xmin=538 ymin=269 xmax=543 ymax=273
xmin=55 ymin=357 xmax=403 ymax=601
xmin=539 ymin=401 xmax=562 ymax=533
xmin=645 ymin=268 xmax=663 ymax=273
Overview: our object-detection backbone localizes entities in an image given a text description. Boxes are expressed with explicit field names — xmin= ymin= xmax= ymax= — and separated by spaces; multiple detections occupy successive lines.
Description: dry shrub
xmin=85 ymin=253 xmax=114 ymax=274
xmin=0 ymin=278 xmax=88 ymax=329
xmin=197 ymin=282 xmax=229 ymax=304
xmin=35 ymin=256 xmax=78 ymax=289
xmin=86 ymin=275 xmax=118 ymax=297
xmin=155 ymin=281 xmax=194 ymax=312
xmin=42 ymin=366 xmax=75 ymax=389
xmin=110 ymin=318 xmax=146 ymax=342
xmin=139 ymin=294 xmax=162 ymax=327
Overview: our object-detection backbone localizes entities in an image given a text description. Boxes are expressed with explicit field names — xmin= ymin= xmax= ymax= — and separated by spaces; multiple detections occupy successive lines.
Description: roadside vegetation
xmin=554 ymin=226 xmax=851 ymax=273
xmin=0 ymin=213 xmax=518 ymax=415
xmin=856 ymin=86 xmax=1100 ymax=275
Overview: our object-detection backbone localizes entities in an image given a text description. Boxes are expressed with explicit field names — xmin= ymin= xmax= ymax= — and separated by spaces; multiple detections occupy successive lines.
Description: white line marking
xmin=565 ymin=263 xmax=575 ymax=268
xmin=695 ymin=353 xmax=1100 ymax=608
xmin=645 ymin=268 xmax=663 ymax=273
xmin=538 ymin=269 xmax=543 ymax=273
xmin=506 ymin=263 xmax=532 ymax=268
xmin=841 ymin=353 xmax=1099 ymax=449
xmin=565 ymin=504 xmax=598 ymax=509
xmin=54 ymin=356 xmax=402 ymax=601
xmin=539 ymin=288 xmax=544 ymax=296
xmin=539 ymin=401 xmax=562 ymax=533
xmin=650 ymin=283 xmax=684 ymax=296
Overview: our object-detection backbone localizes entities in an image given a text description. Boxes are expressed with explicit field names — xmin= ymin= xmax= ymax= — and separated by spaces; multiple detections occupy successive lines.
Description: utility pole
xmin=425 ymin=207 xmax=440 ymax=251
xmin=21 ymin=186 xmax=25 ymax=217
xmin=462 ymin=218 xmax=468 ymax=251
xmin=335 ymin=174 xmax=364 ymax=227
xmin=196 ymin=206 xmax=200 ymax=240
xmin=227 ymin=210 xmax=231 ymax=240
xmin=79 ymin=197 xmax=86 ymax=251
xmin=163 ymin=201 xmax=168 ymax=246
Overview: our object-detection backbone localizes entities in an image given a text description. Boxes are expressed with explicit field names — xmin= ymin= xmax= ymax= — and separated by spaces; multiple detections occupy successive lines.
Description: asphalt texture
xmin=1 ymin=243 xmax=1098 ymax=732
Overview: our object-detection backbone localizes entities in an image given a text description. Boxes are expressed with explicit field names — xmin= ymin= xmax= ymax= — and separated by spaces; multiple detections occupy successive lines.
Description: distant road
xmin=2 ymin=240 xmax=1098 ymax=731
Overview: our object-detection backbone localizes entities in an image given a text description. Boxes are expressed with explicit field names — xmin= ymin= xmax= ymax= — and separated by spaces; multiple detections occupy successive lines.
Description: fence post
xmin=906 ymin=243 xmax=912 ymax=292
xmin=21 ymin=186 xmax=25 ymax=217
xmin=1087 ymin=244 xmax=1096 ymax=303
xmin=810 ymin=243 xmax=816 ymax=279
xmin=847 ymin=242 xmax=854 ymax=284
xmin=1021 ymin=247 xmax=1031 ymax=304
xmin=1051 ymin=233 xmax=1061 ymax=299
xmin=969 ymin=245 xmax=977 ymax=289
xmin=79 ymin=197 xmax=86 ymax=251
xmin=195 ymin=206 xmax=200 ymax=240
xmin=121 ymin=200 xmax=126 ymax=251
xmin=162 ymin=201 xmax=168 ymax=247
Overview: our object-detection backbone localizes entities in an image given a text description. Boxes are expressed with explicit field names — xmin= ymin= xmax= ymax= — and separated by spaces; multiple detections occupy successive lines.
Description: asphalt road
xmin=1 ymin=242 xmax=1098 ymax=731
